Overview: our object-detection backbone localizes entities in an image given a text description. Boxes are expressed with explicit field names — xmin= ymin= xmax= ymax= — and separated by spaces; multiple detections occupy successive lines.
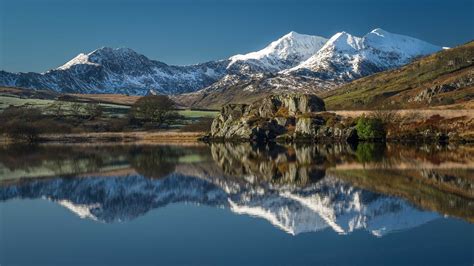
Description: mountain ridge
xmin=0 ymin=29 xmax=443 ymax=98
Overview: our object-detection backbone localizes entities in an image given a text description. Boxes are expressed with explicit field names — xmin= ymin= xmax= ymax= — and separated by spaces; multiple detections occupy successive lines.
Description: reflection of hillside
xmin=0 ymin=142 xmax=472 ymax=227
xmin=329 ymin=169 xmax=474 ymax=222
xmin=0 ymin=145 xmax=131 ymax=181
xmin=0 ymin=144 xmax=212 ymax=181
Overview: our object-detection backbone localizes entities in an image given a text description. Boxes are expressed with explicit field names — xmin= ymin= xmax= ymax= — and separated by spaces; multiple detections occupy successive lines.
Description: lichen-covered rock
xmin=209 ymin=94 xmax=326 ymax=142
xmin=295 ymin=117 xmax=323 ymax=136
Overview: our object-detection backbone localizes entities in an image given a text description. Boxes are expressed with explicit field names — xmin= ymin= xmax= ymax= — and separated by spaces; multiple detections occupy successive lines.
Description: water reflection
xmin=0 ymin=143 xmax=472 ymax=236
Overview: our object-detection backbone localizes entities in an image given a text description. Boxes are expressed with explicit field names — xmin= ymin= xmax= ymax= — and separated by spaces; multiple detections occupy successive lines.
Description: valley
xmin=0 ymin=29 xmax=472 ymax=145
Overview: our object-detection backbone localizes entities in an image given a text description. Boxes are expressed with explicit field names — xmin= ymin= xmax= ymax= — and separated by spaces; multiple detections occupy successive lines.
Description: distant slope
xmin=322 ymin=41 xmax=474 ymax=110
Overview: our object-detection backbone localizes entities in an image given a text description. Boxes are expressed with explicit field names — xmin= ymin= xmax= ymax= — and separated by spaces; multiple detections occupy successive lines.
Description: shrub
xmin=1 ymin=121 xmax=40 ymax=142
xmin=0 ymin=106 xmax=72 ymax=142
xmin=355 ymin=115 xmax=386 ymax=140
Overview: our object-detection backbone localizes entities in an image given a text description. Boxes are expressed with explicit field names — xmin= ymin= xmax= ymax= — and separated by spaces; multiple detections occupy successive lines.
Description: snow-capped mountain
xmin=0 ymin=47 xmax=229 ymax=95
xmin=0 ymin=173 xmax=439 ymax=236
xmin=228 ymin=31 xmax=327 ymax=74
xmin=0 ymin=29 xmax=443 ymax=96
xmin=287 ymin=28 xmax=442 ymax=81
xmin=176 ymin=29 xmax=443 ymax=107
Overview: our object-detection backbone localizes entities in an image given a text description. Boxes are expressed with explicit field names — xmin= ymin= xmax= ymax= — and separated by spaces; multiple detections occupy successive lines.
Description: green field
xmin=0 ymin=95 xmax=130 ymax=117
xmin=0 ymin=94 xmax=218 ymax=120
xmin=177 ymin=109 xmax=218 ymax=118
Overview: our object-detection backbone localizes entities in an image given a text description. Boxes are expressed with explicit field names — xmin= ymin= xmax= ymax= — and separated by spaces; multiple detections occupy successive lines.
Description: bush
xmin=355 ymin=115 xmax=386 ymax=140
xmin=0 ymin=106 xmax=72 ymax=142
xmin=1 ymin=121 xmax=40 ymax=142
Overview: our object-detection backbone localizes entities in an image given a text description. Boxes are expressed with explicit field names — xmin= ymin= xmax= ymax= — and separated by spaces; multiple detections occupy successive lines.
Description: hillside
xmin=321 ymin=41 xmax=474 ymax=110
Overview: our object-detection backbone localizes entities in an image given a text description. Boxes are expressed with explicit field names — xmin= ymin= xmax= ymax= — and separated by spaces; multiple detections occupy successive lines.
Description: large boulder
xmin=208 ymin=94 xmax=327 ymax=142
xmin=248 ymin=94 xmax=326 ymax=117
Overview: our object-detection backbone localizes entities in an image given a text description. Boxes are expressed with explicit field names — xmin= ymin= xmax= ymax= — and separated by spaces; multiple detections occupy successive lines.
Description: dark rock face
xmin=410 ymin=75 xmax=474 ymax=104
xmin=208 ymin=94 xmax=356 ymax=143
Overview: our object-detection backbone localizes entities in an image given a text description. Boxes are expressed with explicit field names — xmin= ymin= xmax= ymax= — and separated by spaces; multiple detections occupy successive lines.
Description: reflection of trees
xmin=355 ymin=143 xmax=386 ymax=163
xmin=0 ymin=145 xmax=133 ymax=180
xmin=0 ymin=144 xmax=214 ymax=181
xmin=128 ymin=146 xmax=179 ymax=179
xmin=127 ymin=146 xmax=213 ymax=179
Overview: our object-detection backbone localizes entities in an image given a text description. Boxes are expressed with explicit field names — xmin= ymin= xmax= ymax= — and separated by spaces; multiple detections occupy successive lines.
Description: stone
xmin=209 ymin=94 xmax=331 ymax=142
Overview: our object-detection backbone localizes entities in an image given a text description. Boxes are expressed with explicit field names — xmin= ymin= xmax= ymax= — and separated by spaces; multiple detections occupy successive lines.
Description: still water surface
xmin=0 ymin=143 xmax=473 ymax=265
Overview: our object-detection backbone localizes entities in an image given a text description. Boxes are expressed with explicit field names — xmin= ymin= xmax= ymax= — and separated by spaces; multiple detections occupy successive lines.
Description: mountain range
xmin=0 ymin=29 xmax=442 ymax=100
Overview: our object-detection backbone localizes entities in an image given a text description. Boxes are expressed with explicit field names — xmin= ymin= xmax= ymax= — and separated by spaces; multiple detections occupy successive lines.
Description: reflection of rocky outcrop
xmin=0 ymin=142 xmax=472 ymax=233
xmin=210 ymin=143 xmax=327 ymax=186
xmin=0 ymin=173 xmax=439 ymax=236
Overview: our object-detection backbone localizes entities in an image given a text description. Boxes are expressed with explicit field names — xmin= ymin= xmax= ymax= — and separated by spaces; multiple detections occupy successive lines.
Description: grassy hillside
xmin=322 ymin=41 xmax=474 ymax=110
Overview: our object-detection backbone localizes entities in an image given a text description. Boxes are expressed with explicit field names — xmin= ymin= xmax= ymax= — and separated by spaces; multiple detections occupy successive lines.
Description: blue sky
xmin=1 ymin=0 xmax=473 ymax=72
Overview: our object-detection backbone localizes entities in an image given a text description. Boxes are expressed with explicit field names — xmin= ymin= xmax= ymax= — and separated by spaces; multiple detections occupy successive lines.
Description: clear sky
xmin=1 ymin=0 xmax=473 ymax=73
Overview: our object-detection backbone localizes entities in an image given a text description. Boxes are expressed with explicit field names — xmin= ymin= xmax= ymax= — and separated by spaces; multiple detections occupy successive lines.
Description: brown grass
xmin=68 ymin=93 xmax=142 ymax=106
xmin=37 ymin=131 xmax=206 ymax=144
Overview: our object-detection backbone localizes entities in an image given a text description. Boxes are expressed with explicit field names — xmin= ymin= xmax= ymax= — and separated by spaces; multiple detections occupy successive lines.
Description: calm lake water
xmin=0 ymin=143 xmax=473 ymax=265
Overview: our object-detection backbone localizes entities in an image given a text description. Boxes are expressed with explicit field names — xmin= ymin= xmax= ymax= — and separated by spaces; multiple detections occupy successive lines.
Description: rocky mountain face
xmin=0 ymin=47 xmax=229 ymax=95
xmin=0 ymin=29 xmax=442 ymax=101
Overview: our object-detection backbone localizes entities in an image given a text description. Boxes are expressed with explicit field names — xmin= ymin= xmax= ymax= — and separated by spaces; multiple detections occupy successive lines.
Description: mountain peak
xmin=282 ymin=31 xmax=306 ymax=39
xmin=287 ymin=28 xmax=442 ymax=80
xmin=325 ymin=31 xmax=363 ymax=51
xmin=56 ymin=47 xmax=145 ymax=70
xmin=57 ymin=52 xmax=98 ymax=70
xmin=228 ymin=31 xmax=327 ymax=71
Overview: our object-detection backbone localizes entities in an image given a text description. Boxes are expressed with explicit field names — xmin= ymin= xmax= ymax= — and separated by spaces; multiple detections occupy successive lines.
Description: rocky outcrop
xmin=209 ymin=94 xmax=326 ymax=141
xmin=409 ymin=74 xmax=474 ymax=104
xmin=207 ymin=94 xmax=358 ymax=143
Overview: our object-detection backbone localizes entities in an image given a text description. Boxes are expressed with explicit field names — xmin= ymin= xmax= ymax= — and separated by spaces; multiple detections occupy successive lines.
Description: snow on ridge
xmin=57 ymin=53 xmax=99 ymax=70
xmin=228 ymin=31 xmax=328 ymax=70
xmin=287 ymin=28 xmax=442 ymax=75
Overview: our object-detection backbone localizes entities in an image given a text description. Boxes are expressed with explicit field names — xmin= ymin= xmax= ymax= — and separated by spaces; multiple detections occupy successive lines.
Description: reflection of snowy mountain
xmin=0 ymin=173 xmax=438 ymax=236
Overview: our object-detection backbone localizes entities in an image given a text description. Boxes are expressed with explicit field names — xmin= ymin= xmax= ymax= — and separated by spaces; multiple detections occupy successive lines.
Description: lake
xmin=0 ymin=143 xmax=472 ymax=265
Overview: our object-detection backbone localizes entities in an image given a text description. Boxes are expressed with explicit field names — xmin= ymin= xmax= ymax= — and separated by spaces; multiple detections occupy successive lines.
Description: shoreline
xmin=1 ymin=131 xmax=206 ymax=145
